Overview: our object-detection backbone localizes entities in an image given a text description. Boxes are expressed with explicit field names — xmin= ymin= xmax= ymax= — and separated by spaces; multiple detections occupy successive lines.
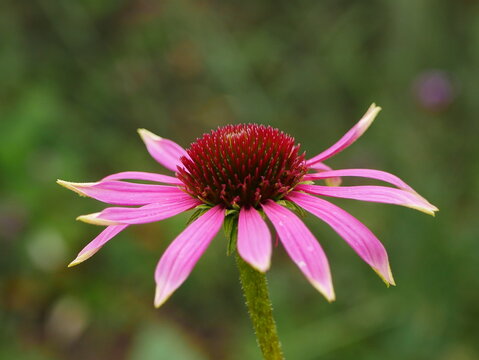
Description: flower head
xmin=178 ymin=124 xmax=307 ymax=208
xmin=58 ymin=104 xmax=437 ymax=307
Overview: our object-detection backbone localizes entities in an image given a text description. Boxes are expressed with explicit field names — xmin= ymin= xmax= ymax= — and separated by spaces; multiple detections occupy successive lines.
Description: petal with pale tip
xmin=138 ymin=129 xmax=188 ymax=172
xmin=297 ymin=184 xmax=438 ymax=216
xmin=68 ymin=225 xmax=128 ymax=267
xmin=76 ymin=213 xmax=120 ymax=226
xmin=154 ymin=205 xmax=224 ymax=308
xmin=288 ymin=191 xmax=396 ymax=286
xmin=57 ymin=179 xmax=186 ymax=206
xmin=237 ymin=207 xmax=272 ymax=273
xmin=57 ymin=180 xmax=98 ymax=197
xmin=262 ymin=200 xmax=335 ymax=302
xmin=307 ymin=103 xmax=381 ymax=166
xmin=78 ymin=197 xmax=201 ymax=226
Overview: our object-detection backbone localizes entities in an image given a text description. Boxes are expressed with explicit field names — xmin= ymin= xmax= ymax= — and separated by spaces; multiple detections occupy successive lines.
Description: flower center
xmin=177 ymin=124 xmax=307 ymax=208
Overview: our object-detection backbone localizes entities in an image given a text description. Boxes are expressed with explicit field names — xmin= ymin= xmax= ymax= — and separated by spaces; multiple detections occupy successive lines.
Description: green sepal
xmin=223 ymin=212 xmax=239 ymax=256
xmin=186 ymin=205 xmax=212 ymax=226
xmin=277 ymin=200 xmax=307 ymax=218
xmin=195 ymin=204 xmax=214 ymax=210
xmin=298 ymin=180 xmax=314 ymax=185
xmin=256 ymin=208 xmax=267 ymax=220
xmin=225 ymin=209 xmax=239 ymax=216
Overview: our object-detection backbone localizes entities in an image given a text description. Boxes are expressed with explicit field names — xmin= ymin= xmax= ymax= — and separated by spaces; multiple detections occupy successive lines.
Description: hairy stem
xmin=236 ymin=255 xmax=284 ymax=360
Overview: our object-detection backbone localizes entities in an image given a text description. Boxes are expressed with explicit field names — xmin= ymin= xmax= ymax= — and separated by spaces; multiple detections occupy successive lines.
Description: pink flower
xmin=58 ymin=104 xmax=437 ymax=307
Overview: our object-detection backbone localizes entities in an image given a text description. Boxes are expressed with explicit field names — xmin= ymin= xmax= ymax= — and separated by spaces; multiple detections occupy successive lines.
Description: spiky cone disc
xmin=177 ymin=124 xmax=307 ymax=209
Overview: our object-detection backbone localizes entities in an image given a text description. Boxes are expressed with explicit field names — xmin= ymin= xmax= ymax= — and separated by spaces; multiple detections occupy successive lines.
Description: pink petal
xmin=307 ymin=104 xmax=381 ymax=166
xmin=237 ymin=207 xmax=272 ymax=272
xmin=306 ymin=162 xmax=342 ymax=186
xmin=57 ymin=179 xmax=185 ymax=205
xmin=78 ymin=196 xmax=201 ymax=225
xmin=297 ymin=184 xmax=438 ymax=215
xmin=138 ymin=129 xmax=189 ymax=172
xmin=68 ymin=225 xmax=128 ymax=267
xmin=102 ymin=171 xmax=183 ymax=185
xmin=288 ymin=191 xmax=395 ymax=285
xmin=308 ymin=162 xmax=334 ymax=172
xmin=154 ymin=205 xmax=224 ymax=308
xmin=262 ymin=200 xmax=335 ymax=301
xmin=304 ymin=168 xmax=414 ymax=191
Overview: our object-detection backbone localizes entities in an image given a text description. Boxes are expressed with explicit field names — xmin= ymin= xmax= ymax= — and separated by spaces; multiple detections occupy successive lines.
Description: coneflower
xmin=58 ymin=104 xmax=437 ymax=359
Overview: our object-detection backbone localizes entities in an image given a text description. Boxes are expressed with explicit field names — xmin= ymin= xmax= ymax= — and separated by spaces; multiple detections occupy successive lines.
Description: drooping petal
xmin=288 ymin=191 xmax=395 ymax=285
xmin=57 ymin=179 xmax=185 ymax=205
xmin=237 ymin=207 xmax=272 ymax=272
xmin=307 ymin=104 xmax=381 ymax=166
xmin=306 ymin=162 xmax=342 ymax=186
xmin=138 ymin=129 xmax=189 ymax=172
xmin=154 ymin=205 xmax=224 ymax=308
xmin=68 ymin=225 xmax=128 ymax=267
xmin=297 ymin=184 xmax=438 ymax=215
xmin=102 ymin=171 xmax=183 ymax=185
xmin=77 ymin=196 xmax=201 ymax=225
xmin=262 ymin=200 xmax=335 ymax=301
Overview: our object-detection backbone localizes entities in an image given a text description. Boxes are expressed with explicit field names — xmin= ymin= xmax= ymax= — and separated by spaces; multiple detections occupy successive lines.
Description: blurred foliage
xmin=1 ymin=0 xmax=478 ymax=359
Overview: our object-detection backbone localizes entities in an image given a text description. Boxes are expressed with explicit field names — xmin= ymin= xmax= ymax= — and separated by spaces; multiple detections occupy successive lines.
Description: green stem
xmin=236 ymin=255 xmax=284 ymax=360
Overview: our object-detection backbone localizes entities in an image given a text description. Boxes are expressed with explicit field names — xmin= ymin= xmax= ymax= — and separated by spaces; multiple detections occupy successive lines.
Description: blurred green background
xmin=1 ymin=0 xmax=478 ymax=359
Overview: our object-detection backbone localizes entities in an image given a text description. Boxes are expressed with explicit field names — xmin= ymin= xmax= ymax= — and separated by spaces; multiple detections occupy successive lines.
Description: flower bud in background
xmin=413 ymin=70 xmax=455 ymax=112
